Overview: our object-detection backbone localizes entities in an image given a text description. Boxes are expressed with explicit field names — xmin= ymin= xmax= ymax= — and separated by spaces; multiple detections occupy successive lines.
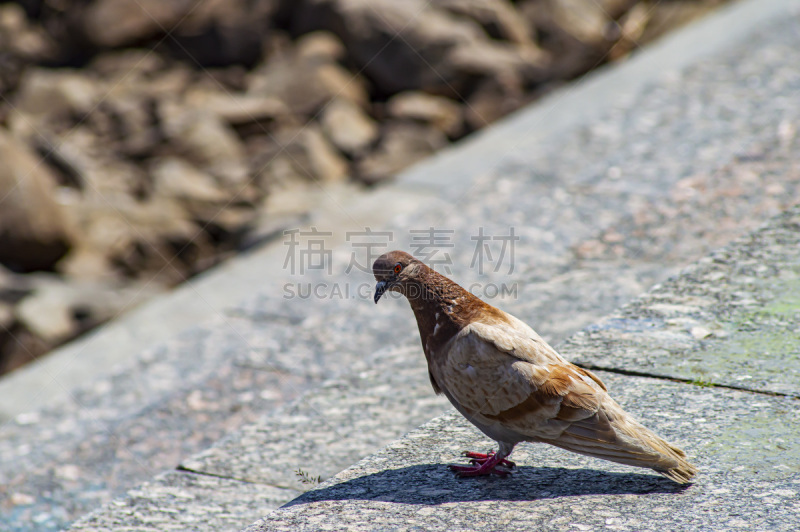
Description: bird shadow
xmin=284 ymin=464 xmax=688 ymax=507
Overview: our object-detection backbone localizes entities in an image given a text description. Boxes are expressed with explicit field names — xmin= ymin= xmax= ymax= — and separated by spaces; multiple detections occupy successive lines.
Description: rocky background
xmin=0 ymin=0 xmax=729 ymax=374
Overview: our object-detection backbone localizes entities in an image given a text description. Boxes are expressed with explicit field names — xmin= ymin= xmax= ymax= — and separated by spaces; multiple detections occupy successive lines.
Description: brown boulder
xmin=355 ymin=122 xmax=447 ymax=184
xmin=386 ymin=91 xmax=464 ymax=138
xmin=60 ymin=194 xmax=208 ymax=285
xmin=320 ymin=98 xmax=380 ymax=156
xmin=14 ymin=273 xmax=164 ymax=344
xmin=9 ymin=68 xmax=99 ymax=134
xmin=291 ymin=0 xmax=549 ymax=97
xmin=255 ymin=124 xmax=350 ymax=187
xmin=81 ymin=0 xmax=194 ymax=48
xmin=247 ymin=32 xmax=368 ymax=117
xmin=431 ymin=0 xmax=534 ymax=45
xmin=159 ymin=101 xmax=250 ymax=188
xmin=184 ymin=88 xmax=291 ymax=131
xmin=291 ymin=0 xmax=482 ymax=96
xmin=0 ymin=129 xmax=73 ymax=272
xmin=79 ymin=0 xmax=280 ymax=66
xmin=0 ymin=3 xmax=55 ymax=97
xmin=464 ymin=76 xmax=525 ymax=130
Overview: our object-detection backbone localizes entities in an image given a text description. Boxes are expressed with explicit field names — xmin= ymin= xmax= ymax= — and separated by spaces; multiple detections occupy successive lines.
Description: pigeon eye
xmin=393 ymin=263 xmax=402 ymax=274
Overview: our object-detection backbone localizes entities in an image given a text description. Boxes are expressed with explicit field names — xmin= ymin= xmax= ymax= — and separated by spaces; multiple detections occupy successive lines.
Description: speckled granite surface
xmin=68 ymin=344 xmax=448 ymax=531
xmin=247 ymin=209 xmax=800 ymax=532
xmin=251 ymin=386 xmax=799 ymax=532
xmin=71 ymin=470 xmax=299 ymax=532
xmin=176 ymin=345 xmax=448 ymax=492
xmin=567 ymin=208 xmax=800 ymax=397
xmin=4 ymin=0 xmax=800 ymax=530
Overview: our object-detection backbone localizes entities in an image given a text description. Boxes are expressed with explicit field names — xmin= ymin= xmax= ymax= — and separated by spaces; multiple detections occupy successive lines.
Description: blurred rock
xmin=638 ymin=1 xmax=722 ymax=44
xmin=295 ymin=31 xmax=347 ymax=62
xmin=89 ymin=48 xmax=170 ymax=78
xmin=320 ymin=98 xmax=380 ymax=156
xmin=240 ymin=183 xmax=322 ymax=250
xmin=14 ymin=274 xmax=164 ymax=344
xmin=57 ymin=247 xmax=117 ymax=282
xmin=356 ymin=122 xmax=447 ymax=184
xmin=62 ymin=195 xmax=210 ymax=285
xmin=10 ymin=0 xmax=275 ymax=67
xmin=0 ymin=3 xmax=54 ymax=59
xmin=0 ymin=301 xmax=13 ymax=332
xmin=0 ymin=264 xmax=33 ymax=304
xmin=0 ymin=3 xmax=54 ymax=97
xmin=184 ymin=88 xmax=291 ymax=131
xmin=448 ymin=39 xmax=548 ymax=87
xmin=151 ymin=157 xmax=229 ymax=204
xmin=292 ymin=0 xmax=548 ymax=97
xmin=541 ymin=0 xmax=632 ymax=46
xmin=257 ymin=124 xmax=350 ymax=186
xmin=0 ymin=129 xmax=73 ymax=272
xmin=248 ymin=32 xmax=369 ymax=117
xmin=81 ymin=0 xmax=195 ymax=48
xmin=464 ymin=76 xmax=525 ymax=129
xmin=611 ymin=3 xmax=651 ymax=60
xmin=150 ymin=156 xmax=258 ymax=234
xmin=9 ymin=68 xmax=99 ymax=132
xmin=160 ymin=102 xmax=251 ymax=188
xmin=163 ymin=0 xmax=279 ymax=67
xmin=432 ymin=0 xmax=534 ymax=45
xmin=291 ymin=0 xmax=479 ymax=95
xmin=516 ymin=0 xmax=606 ymax=79
xmin=14 ymin=278 xmax=73 ymax=344
xmin=84 ymin=93 xmax=161 ymax=159
xmin=40 ymin=127 xmax=150 ymax=199
xmin=387 ymin=91 xmax=464 ymax=138
xmin=0 ymin=323 xmax=48 ymax=375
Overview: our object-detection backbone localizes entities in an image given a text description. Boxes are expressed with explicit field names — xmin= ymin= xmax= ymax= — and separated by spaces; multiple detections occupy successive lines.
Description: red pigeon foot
xmin=463 ymin=451 xmax=516 ymax=469
xmin=450 ymin=451 xmax=514 ymax=477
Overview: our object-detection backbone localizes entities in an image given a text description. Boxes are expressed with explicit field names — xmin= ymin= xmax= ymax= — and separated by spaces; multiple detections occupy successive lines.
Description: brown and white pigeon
xmin=373 ymin=250 xmax=696 ymax=483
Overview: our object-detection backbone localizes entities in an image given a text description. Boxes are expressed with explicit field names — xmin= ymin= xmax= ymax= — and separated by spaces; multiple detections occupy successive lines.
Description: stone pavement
xmin=245 ymin=207 xmax=800 ymax=532
xmin=2 ymin=0 xmax=800 ymax=529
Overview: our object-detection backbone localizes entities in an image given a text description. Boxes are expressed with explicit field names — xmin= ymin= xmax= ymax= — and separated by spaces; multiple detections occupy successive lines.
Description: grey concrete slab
xmin=179 ymin=345 xmax=449 ymax=492
xmin=68 ymin=470 xmax=299 ymax=532
xmin=566 ymin=207 xmax=800 ymax=396
xmin=246 ymin=375 xmax=800 ymax=532
xmin=0 ymin=330 xmax=308 ymax=532
xmin=60 ymin=345 xmax=448 ymax=531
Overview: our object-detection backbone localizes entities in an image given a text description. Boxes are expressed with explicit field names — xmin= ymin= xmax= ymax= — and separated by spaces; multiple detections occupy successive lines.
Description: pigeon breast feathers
xmin=436 ymin=316 xmax=608 ymax=439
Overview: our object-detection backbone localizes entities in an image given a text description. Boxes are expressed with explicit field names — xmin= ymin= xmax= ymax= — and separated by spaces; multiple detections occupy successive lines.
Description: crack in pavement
xmin=174 ymin=464 xmax=300 ymax=492
xmin=576 ymin=364 xmax=800 ymax=400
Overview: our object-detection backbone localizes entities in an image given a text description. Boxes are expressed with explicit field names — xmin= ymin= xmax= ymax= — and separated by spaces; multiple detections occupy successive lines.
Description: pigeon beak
xmin=374 ymin=279 xmax=390 ymax=304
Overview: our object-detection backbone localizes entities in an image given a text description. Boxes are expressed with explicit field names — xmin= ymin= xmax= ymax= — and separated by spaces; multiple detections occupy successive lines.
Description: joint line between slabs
xmin=575 ymin=364 xmax=800 ymax=400
xmin=175 ymin=464 xmax=299 ymax=491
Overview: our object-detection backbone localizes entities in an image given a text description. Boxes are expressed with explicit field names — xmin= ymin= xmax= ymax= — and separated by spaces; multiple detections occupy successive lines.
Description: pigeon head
xmin=372 ymin=250 xmax=423 ymax=303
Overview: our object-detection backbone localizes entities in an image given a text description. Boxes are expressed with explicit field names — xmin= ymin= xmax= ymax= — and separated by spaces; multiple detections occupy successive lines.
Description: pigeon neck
xmin=404 ymin=268 xmax=475 ymax=358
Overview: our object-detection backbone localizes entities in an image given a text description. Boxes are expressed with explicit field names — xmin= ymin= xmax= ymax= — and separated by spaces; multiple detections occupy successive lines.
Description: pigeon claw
xmin=462 ymin=451 xmax=516 ymax=469
xmin=449 ymin=450 xmax=515 ymax=477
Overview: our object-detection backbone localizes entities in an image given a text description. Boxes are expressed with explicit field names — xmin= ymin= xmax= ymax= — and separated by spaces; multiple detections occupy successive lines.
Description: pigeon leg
xmin=463 ymin=451 xmax=516 ymax=469
xmin=449 ymin=450 xmax=515 ymax=477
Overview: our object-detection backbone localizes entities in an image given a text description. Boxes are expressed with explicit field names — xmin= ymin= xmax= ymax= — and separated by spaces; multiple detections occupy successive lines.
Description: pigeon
xmin=373 ymin=250 xmax=696 ymax=483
